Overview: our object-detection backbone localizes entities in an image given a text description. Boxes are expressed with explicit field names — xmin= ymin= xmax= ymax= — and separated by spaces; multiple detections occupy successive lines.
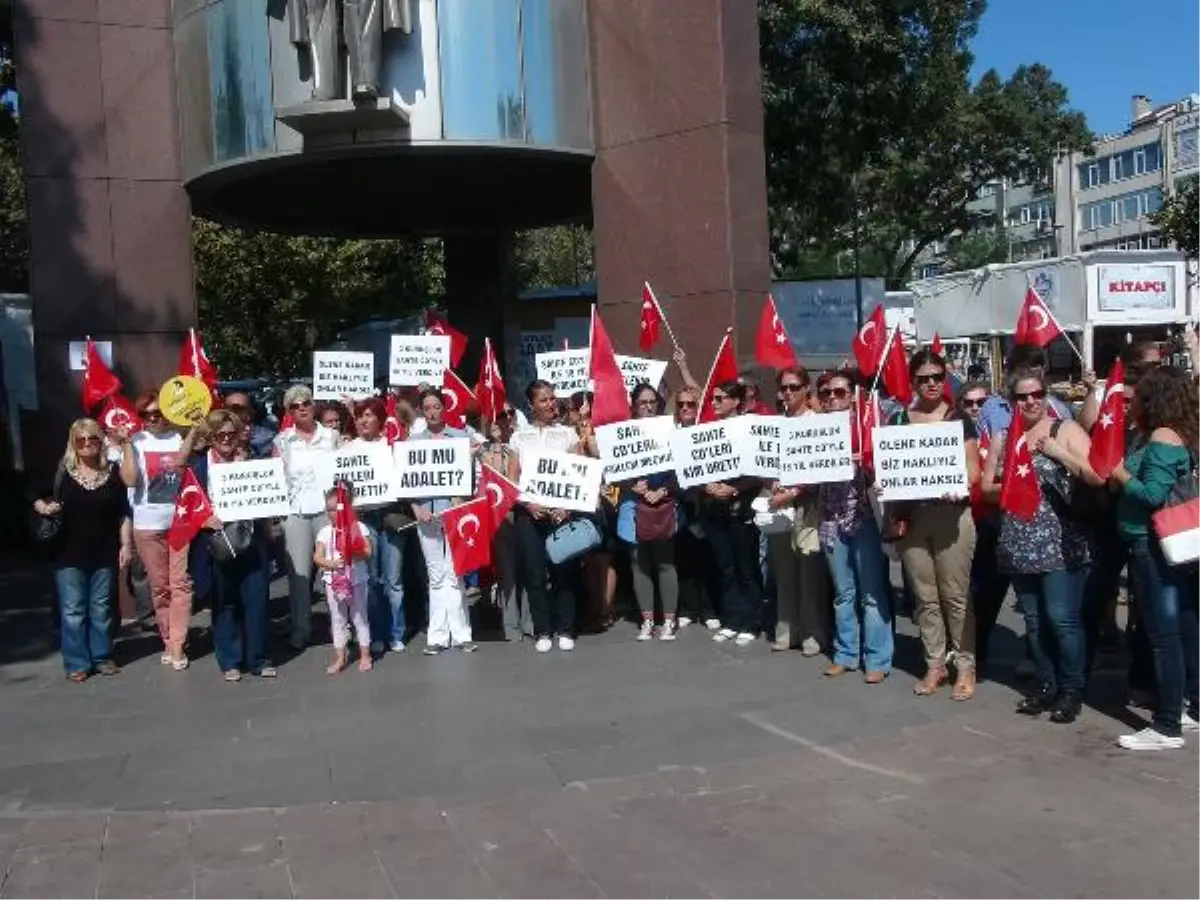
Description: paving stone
xmin=195 ymin=860 xmax=294 ymax=899
xmin=1 ymin=845 xmax=103 ymax=899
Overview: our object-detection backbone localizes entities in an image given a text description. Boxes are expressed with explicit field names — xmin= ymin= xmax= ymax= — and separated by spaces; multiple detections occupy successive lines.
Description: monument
xmin=286 ymin=0 xmax=412 ymax=102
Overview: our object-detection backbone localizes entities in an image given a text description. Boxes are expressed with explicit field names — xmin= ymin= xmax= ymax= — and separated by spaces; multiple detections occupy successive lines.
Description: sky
xmin=971 ymin=0 xmax=1200 ymax=136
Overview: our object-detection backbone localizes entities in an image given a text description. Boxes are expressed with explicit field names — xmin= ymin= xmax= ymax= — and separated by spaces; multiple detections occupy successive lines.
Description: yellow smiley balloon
xmin=158 ymin=375 xmax=212 ymax=427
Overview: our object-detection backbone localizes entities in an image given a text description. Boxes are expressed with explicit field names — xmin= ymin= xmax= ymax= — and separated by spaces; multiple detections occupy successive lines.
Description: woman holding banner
xmin=507 ymin=380 xmax=584 ymax=653
xmin=671 ymin=383 xmax=719 ymax=629
xmin=410 ymin=388 xmax=477 ymax=654
xmin=570 ymin=391 xmax=619 ymax=631
xmin=274 ymin=384 xmax=341 ymax=651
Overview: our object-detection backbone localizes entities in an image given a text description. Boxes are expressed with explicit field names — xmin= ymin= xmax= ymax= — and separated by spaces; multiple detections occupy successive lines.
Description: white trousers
xmin=417 ymin=520 xmax=472 ymax=648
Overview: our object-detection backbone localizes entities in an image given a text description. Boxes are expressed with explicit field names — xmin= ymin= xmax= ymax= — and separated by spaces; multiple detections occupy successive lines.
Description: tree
xmin=512 ymin=225 xmax=594 ymax=290
xmin=0 ymin=14 xmax=27 ymax=295
xmin=760 ymin=0 xmax=1091 ymax=288
xmin=1151 ymin=176 xmax=1198 ymax=260
xmin=941 ymin=229 xmax=1011 ymax=273
xmin=193 ymin=219 xmax=443 ymax=378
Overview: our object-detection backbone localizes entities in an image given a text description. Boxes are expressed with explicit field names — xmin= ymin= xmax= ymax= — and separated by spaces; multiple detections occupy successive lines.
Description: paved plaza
xmin=0 ymin=563 xmax=1196 ymax=899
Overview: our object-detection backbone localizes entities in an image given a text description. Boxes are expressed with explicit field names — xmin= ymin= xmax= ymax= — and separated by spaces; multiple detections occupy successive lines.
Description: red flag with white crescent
xmin=999 ymin=410 xmax=1042 ymax=521
xmin=478 ymin=464 xmax=520 ymax=531
xmin=442 ymin=496 xmax=492 ymax=577
xmin=441 ymin=368 xmax=476 ymax=429
xmin=588 ymin=306 xmax=630 ymax=427
xmin=475 ymin=337 xmax=507 ymax=423
xmin=639 ymin=282 xmax=664 ymax=353
xmin=426 ymin=312 xmax=468 ymax=368
xmin=852 ymin=305 xmax=888 ymax=375
xmin=698 ymin=330 xmax=739 ymax=424
xmin=82 ymin=338 xmax=122 ymax=410
xmin=167 ymin=468 xmax=214 ymax=550
xmin=1013 ymin=286 xmax=1063 ymax=348
xmin=754 ymin=293 xmax=798 ymax=369
xmin=98 ymin=394 xmax=143 ymax=436
xmin=1087 ymin=359 xmax=1126 ymax=479
xmin=384 ymin=394 xmax=404 ymax=445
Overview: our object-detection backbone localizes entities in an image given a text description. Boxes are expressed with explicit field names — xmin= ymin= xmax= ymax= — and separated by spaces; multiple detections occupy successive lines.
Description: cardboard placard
xmin=871 ymin=420 xmax=968 ymax=501
xmin=517 ymin=450 xmax=603 ymax=513
xmin=389 ymin=334 xmax=450 ymax=386
xmin=317 ymin=441 xmax=397 ymax=506
xmin=535 ymin=349 xmax=590 ymax=395
xmin=669 ymin=420 xmax=744 ymax=488
xmin=208 ymin=458 xmax=292 ymax=522
xmin=312 ymin=351 xmax=375 ymax=400
xmin=595 ymin=415 xmax=675 ymax=482
xmin=739 ymin=414 xmax=780 ymax=479
xmin=615 ymin=355 xmax=669 ymax=391
xmin=393 ymin=437 xmax=473 ymax=498
xmin=779 ymin=411 xmax=855 ymax=486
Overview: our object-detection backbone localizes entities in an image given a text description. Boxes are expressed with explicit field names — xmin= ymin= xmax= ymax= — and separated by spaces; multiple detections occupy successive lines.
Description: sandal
xmin=96 ymin=661 xmax=120 ymax=676
xmin=66 ymin=671 xmax=89 ymax=684
xmin=951 ymin=668 xmax=976 ymax=701
xmin=913 ymin=667 xmax=949 ymax=696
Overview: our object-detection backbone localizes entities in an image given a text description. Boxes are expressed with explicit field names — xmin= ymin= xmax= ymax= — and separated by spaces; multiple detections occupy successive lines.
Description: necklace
xmin=73 ymin=464 xmax=110 ymax=490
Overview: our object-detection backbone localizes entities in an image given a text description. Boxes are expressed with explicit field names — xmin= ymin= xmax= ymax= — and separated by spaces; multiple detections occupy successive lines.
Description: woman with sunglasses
xmin=768 ymin=367 xmax=831 ymax=655
xmin=813 ymin=370 xmax=893 ymax=681
xmin=700 ymin=381 xmax=763 ymax=646
xmin=982 ymin=367 xmax=1102 ymax=724
xmin=479 ymin=405 xmax=529 ymax=641
xmin=273 ymin=384 xmax=342 ymax=650
xmin=345 ymin=397 xmax=412 ymax=655
xmin=129 ymin=391 xmax=194 ymax=670
xmin=892 ymin=350 xmax=981 ymax=700
xmin=672 ymin=386 xmax=719 ymax=629
xmin=34 ymin=419 xmax=135 ymax=681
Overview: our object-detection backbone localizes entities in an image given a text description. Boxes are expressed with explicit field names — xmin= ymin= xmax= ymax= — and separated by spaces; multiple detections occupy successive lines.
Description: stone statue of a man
xmin=286 ymin=0 xmax=412 ymax=102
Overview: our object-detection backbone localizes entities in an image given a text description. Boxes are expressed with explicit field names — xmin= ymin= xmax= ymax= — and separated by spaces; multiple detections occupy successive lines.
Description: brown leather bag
xmin=636 ymin=499 xmax=678 ymax=541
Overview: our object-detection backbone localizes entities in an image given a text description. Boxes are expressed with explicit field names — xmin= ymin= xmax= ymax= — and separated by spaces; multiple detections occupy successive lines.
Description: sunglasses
xmin=1015 ymin=389 xmax=1047 ymax=403
xmin=712 ymin=393 xmax=732 ymax=403
xmin=289 ymin=399 xmax=313 ymax=410
xmin=74 ymin=434 xmax=102 ymax=446
xmin=818 ymin=387 xmax=849 ymax=400
xmin=213 ymin=430 xmax=239 ymax=443
xmin=961 ymin=397 xmax=986 ymax=409
xmin=779 ymin=384 xmax=805 ymax=394
xmin=497 ymin=409 xmax=513 ymax=419
xmin=141 ymin=408 xmax=163 ymax=420
xmin=225 ymin=403 xmax=249 ymax=414
xmin=677 ymin=400 xmax=697 ymax=408
xmin=915 ymin=372 xmax=946 ymax=385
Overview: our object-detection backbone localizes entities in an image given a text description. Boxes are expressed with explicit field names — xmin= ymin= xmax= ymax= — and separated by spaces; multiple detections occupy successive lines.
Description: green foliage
xmin=942 ymin=228 xmax=1011 ymax=273
xmin=760 ymin=0 xmax=1091 ymax=288
xmin=0 ymin=13 xmax=27 ymax=294
xmin=193 ymin=219 xmax=443 ymax=378
xmin=1151 ymin=175 xmax=1199 ymax=260
xmin=513 ymin=225 xmax=594 ymax=290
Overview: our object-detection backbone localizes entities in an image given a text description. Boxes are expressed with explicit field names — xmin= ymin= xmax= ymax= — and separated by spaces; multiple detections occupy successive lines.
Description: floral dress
xmin=997 ymin=452 xmax=1090 ymax=575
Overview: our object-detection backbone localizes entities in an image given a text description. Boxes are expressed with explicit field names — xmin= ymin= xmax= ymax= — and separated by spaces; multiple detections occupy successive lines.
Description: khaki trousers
xmin=898 ymin=504 xmax=976 ymax=670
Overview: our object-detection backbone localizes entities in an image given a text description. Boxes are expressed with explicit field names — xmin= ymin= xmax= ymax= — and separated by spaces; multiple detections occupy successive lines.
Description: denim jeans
xmin=1011 ymin=567 xmax=1087 ymax=694
xmin=211 ymin=539 xmax=270 ymax=674
xmin=361 ymin=516 xmax=407 ymax=647
xmin=55 ymin=566 xmax=114 ymax=675
xmin=823 ymin=516 xmax=893 ymax=672
xmin=703 ymin=516 xmax=762 ymax=634
xmin=1127 ymin=536 xmax=1199 ymax=736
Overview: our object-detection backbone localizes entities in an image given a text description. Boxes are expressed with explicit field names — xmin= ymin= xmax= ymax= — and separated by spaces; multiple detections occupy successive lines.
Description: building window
xmin=1175 ymin=125 xmax=1198 ymax=170
xmin=1111 ymin=152 xmax=1126 ymax=181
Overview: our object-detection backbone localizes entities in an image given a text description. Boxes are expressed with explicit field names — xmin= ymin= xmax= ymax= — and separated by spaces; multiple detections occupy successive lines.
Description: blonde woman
xmin=33 ymin=419 xmax=136 ymax=682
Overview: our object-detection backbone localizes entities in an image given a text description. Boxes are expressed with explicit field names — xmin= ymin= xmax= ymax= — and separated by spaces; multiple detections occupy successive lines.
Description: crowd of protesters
xmin=31 ymin=328 xmax=1200 ymax=752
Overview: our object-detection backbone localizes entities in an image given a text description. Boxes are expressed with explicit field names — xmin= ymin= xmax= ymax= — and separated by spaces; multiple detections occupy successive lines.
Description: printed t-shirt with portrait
xmin=131 ymin=431 xmax=184 ymax=531
xmin=275 ymin=423 xmax=340 ymax=516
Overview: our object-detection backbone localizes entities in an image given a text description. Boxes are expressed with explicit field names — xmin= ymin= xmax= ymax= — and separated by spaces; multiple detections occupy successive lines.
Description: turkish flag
xmin=280 ymin=413 xmax=295 ymax=431
xmin=475 ymin=337 xmax=507 ymax=423
xmin=1088 ymin=359 xmax=1126 ymax=479
xmin=82 ymin=338 xmax=122 ymax=410
xmin=639 ymin=282 xmax=664 ymax=353
xmin=880 ymin=328 xmax=913 ymax=404
xmin=698 ymin=330 xmax=739 ymax=424
xmin=1014 ymin=286 xmax=1062 ymax=348
xmin=479 ymin=463 xmax=520 ymax=530
xmin=98 ymin=394 xmax=143 ymax=436
xmin=178 ymin=329 xmax=221 ymax=409
xmin=999 ymin=410 xmax=1041 ymax=521
xmin=930 ymin=332 xmax=955 ymax=403
xmin=852 ymin=305 xmax=888 ymax=374
xmin=754 ymin=294 xmax=798 ymax=369
xmin=588 ymin=306 xmax=630 ymax=426
xmin=384 ymin=394 xmax=404 ymax=445
xmin=852 ymin=388 xmax=880 ymax=469
xmin=441 ymin=368 xmax=476 ymax=429
xmin=334 ymin=480 xmax=370 ymax=560
xmin=167 ymin=468 xmax=214 ymax=550
xmin=931 ymin=332 xmax=944 ymax=354
xmin=442 ymin=497 xmax=492 ymax=577
xmin=427 ymin=312 xmax=468 ymax=368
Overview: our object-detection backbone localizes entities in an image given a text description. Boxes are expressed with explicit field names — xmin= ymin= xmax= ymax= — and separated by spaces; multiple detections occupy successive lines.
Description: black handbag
xmin=209 ymin=520 xmax=256 ymax=563
xmin=29 ymin=466 xmax=67 ymax=548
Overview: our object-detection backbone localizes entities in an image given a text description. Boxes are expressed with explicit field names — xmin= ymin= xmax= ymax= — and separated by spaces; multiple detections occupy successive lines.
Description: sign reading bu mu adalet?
xmin=871 ymin=420 xmax=967 ymax=502
xmin=518 ymin=450 xmax=603 ymax=513
xmin=208 ymin=458 xmax=292 ymax=522
xmin=393 ymin=437 xmax=473 ymax=498
xmin=669 ymin=420 xmax=744 ymax=489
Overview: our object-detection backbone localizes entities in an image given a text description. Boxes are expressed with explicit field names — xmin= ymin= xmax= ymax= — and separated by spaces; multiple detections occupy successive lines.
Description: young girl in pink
xmin=314 ymin=487 xmax=373 ymax=673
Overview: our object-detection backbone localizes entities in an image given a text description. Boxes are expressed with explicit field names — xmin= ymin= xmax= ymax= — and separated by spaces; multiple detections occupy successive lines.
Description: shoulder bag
xmin=30 ymin=465 xmax=67 ymax=546
xmin=1153 ymin=452 xmax=1199 ymax=566
xmin=545 ymin=517 xmax=602 ymax=565
xmin=636 ymin=497 xmax=678 ymax=541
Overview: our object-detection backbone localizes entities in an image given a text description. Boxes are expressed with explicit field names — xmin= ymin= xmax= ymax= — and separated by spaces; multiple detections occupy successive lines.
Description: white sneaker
xmin=677 ymin=617 xmax=692 ymax=628
xmin=800 ymin=637 xmax=822 ymax=657
xmin=734 ymin=632 xmax=756 ymax=647
xmin=535 ymin=637 xmax=552 ymax=653
xmin=1118 ymin=727 xmax=1185 ymax=751
xmin=659 ymin=619 xmax=677 ymax=641
xmin=389 ymin=640 xmax=405 ymax=653
xmin=712 ymin=627 xmax=736 ymax=643
xmin=637 ymin=619 xmax=655 ymax=641
xmin=1182 ymin=712 xmax=1199 ymax=733
xmin=704 ymin=618 xmax=722 ymax=632
xmin=557 ymin=636 xmax=575 ymax=652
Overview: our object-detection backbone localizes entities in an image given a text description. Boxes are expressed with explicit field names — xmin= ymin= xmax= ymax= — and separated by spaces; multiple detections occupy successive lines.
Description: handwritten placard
xmin=393 ymin=437 xmax=473 ymax=498
xmin=389 ymin=334 xmax=450 ymax=386
xmin=871 ymin=420 xmax=968 ymax=501
xmin=535 ymin=349 xmax=590 ymax=395
xmin=615 ymin=355 xmax=669 ymax=392
xmin=208 ymin=458 xmax=291 ymax=522
xmin=317 ymin=441 xmax=397 ymax=506
xmin=518 ymin=449 xmax=603 ymax=513
xmin=669 ymin=420 xmax=744 ymax=488
xmin=739 ymin=415 xmax=780 ymax=479
xmin=312 ymin=351 xmax=375 ymax=400
xmin=595 ymin=415 xmax=676 ymax=482
xmin=779 ymin=411 xmax=854 ymax=486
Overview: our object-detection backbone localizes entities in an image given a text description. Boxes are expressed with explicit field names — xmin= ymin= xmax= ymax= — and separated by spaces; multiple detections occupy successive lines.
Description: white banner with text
xmin=871 ymin=420 xmax=968 ymax=501
xmin=208 ymin=458 xmax=292 ymax=522
xmin=393 ymin=437 xmax=473 ymax=498
xmin=595 ymin=416 xmax=676 ymax=482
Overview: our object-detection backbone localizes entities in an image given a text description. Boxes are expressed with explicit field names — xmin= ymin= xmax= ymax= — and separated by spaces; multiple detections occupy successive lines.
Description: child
xmin=314 ymin=485 xmax=373 ymax=674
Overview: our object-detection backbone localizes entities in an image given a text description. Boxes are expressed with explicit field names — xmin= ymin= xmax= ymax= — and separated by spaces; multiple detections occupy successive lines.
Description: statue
xmin=286 ymin=0 xmax=412 ymax=103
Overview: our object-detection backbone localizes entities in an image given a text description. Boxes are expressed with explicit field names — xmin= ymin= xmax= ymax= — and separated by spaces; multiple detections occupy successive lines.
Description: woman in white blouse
xmin=273 ymin=384 xmax=340 ymax=650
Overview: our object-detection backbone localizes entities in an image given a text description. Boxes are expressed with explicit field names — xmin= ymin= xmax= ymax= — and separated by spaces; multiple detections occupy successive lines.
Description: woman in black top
xmin=33 ymin=418 xmax=134 ymax=681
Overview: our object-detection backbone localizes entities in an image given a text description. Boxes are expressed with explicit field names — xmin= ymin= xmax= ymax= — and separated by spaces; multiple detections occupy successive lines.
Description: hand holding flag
xmin=168 ymin=468 xmax=214 ymax=550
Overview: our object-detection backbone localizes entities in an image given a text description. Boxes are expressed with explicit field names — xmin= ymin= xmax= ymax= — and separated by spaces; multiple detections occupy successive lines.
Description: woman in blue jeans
xmin=1110 ymin=366 xmax=1199 ymax=751
xmin=814 ymin=370 xmax=892 ymax=681
xmin=34 ymin=418 xmax=136 ymax=681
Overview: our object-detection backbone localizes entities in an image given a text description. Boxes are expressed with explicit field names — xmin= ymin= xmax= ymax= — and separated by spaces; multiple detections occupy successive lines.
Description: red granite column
xmin=587 ymin=0 xmax=771 ymax=375
xmin=15 ymin=0 xmax=195 ymax=479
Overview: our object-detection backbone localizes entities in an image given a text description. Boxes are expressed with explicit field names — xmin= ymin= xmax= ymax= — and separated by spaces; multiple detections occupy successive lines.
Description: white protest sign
xmin=208 ymin=458 xmax=291 ymax=522
xmin=393 ymin=437 xmax=473 ymax=498
xmin=389 ymin=334 xmax=450 ymax=386
xmin=312 ymin=351 xmax=374 ymax=400
xmin=871 ymin=420 xmax=968 ymax=502
xmin=518 ymin=449 xmax=603 ymax=513
xmin=595 ymin=415 xmax=675 ymax=482
xmin=670 ymin=420 xmax=744 ymax=488
xmin=317 ymin=441 xmax=397 ymax=506
xmin=739 ymin=414 xmax=780 ymax=479
xmin=615 ymin=355 xmax=669 ymax=391
xmin=779 ymin=411 xmax=854 ymax=486
xmin=535 ymin=349 xmax=590 ymax=394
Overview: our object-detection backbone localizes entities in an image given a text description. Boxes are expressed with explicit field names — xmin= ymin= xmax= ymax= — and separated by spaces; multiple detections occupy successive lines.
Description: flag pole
xmin=646 ymin=282 xmax=681 ymax=352
xmin=189 ymin=327 xmax=200 ymax=376
xmin=868 ymin=325 xmax=899 ymax=396
xmin=699 ymin=327 xmax=734 ymax=407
